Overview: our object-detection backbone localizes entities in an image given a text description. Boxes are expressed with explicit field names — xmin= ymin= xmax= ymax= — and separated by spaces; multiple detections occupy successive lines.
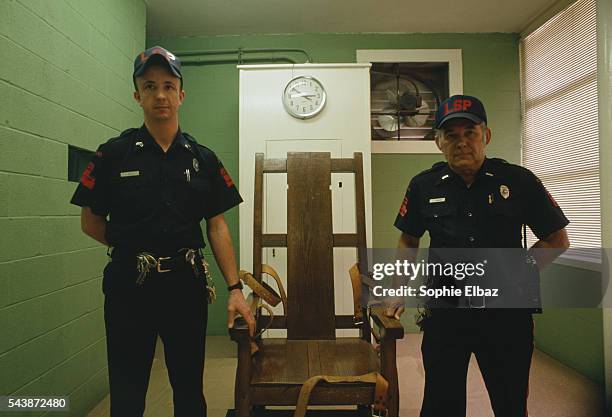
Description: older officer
xmin=392 ymin=95 xmax=569 ymax=417
xmin=71 ymin=46 xmax=255 ymax=417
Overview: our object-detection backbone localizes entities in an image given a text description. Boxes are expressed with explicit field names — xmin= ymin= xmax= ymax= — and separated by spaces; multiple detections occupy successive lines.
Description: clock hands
xmin=289 ymin=92 xmax=317 ymax=99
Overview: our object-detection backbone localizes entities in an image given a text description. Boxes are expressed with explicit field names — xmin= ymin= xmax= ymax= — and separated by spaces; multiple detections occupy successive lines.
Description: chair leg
xmin=380 ymin=340 xmax=400 ymax=417
xmin=234 ymin=341 xmax=252 ymax=417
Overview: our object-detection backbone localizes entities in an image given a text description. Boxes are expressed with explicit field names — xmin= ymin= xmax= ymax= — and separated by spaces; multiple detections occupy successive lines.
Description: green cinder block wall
xmin=0 ymin=0 xmax=146 ymax=415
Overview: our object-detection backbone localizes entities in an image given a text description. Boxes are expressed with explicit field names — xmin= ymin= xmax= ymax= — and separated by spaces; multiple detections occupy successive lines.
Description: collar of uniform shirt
xmin=135 ymin=124 xmax=193 ymax=155
xmin=435 ymin=157 xmax=496 ymax=187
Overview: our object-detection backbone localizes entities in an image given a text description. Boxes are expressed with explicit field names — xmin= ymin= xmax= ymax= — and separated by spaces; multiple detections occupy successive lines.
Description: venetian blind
xmin=520 ymin=0 xmax=600 ymax=256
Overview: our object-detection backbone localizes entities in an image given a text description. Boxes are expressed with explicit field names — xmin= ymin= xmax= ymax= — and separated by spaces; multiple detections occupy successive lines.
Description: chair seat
xmin=251 ymin=338 xmax=379 ymax=386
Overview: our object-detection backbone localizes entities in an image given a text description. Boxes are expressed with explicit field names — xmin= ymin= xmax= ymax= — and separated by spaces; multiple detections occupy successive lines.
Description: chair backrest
xmin=252 ymin=152 xmax=367 ymax=340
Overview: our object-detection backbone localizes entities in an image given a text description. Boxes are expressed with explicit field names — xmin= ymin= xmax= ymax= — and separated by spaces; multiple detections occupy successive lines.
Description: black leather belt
xmin=109 ymin=248 xmax=198 ymax=284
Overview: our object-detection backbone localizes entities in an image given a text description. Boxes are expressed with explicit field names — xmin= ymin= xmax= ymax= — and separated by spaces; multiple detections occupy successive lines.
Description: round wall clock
xmin=282 ymin=76 xmax=327 ymax=119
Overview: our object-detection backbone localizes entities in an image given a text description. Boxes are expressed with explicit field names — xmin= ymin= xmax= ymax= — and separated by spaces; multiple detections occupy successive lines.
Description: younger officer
xmin=71 ymin=46 xmax=255 ymax=417
xmin=393 ymin=95 xmax=570 ymax=417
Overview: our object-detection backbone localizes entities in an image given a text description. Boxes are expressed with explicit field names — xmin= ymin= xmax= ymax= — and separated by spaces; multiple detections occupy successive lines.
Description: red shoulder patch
xmin=219 ymin=167 xmax=234 ymax=188
xmin=399 ymin=196 xmax=409 ymax=217
xmin=80 ymin=162 xmax=96 ymax=190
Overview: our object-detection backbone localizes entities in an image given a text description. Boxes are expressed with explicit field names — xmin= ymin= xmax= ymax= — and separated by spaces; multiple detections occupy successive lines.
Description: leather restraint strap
xmin=349 ymin=263 xmax=364 ymax=325
xmin=293 ymin=372 xmax=389 ymax=417
xmin=238 ymin=264 xmax=287 ymax=312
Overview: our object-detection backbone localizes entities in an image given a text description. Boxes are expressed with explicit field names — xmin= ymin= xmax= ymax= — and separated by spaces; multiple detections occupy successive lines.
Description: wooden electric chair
xmin=230 ymin=152 xmax=404 ymax=417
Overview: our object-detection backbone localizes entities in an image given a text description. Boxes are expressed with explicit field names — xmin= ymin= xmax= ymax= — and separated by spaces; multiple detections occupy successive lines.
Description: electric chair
xmin=230 ymin=152 xmax=404 ymax=417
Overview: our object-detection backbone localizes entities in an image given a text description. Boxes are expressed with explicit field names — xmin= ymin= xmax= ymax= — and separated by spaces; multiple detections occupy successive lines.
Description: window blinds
xmin=520 ymin=0 xmax=599 ymax=256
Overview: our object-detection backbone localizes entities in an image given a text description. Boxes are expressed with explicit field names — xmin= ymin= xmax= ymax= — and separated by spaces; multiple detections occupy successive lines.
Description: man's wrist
xmin=227 ymin=281 xmax=243 ymax=292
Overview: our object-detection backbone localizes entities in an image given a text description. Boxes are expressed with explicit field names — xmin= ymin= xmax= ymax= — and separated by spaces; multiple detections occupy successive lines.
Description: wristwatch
xmin=227 ymin=282 xmax=243 ymax=292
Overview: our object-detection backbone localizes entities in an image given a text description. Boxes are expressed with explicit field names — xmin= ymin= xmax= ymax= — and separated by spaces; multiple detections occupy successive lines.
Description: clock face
xmin=282 ymin=76 xmax=326 ymax=119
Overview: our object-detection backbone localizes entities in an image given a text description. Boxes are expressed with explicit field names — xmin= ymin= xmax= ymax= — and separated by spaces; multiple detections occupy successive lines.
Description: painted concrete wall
xmin=0 ymin=0 xmax=145 ymax=415
xmin=0 ymin=4 xmax=604 ymax=411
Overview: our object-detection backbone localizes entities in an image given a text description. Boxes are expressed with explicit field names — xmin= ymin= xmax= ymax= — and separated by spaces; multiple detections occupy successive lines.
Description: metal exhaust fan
xmin=371 ymin=69 xmax=434 ymax=140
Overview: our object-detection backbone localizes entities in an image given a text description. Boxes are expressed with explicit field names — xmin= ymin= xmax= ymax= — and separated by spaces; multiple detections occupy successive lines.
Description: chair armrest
xmin=229 ymin=317 xmax=251 ymax=343
xmin=370 ymin=307 xmax=404 ymax=340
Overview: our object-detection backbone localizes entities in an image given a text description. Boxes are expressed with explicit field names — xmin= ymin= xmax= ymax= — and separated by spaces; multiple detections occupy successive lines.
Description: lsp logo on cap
xmin=435 ymin=94 xmax=487 ymax=129
xmin=443 ymin=98 xmax=473 ymax=116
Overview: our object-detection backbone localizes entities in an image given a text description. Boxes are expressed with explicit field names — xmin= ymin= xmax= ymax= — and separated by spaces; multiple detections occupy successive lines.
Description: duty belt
xmin=108 ymin=248 xmax=216 ymax=302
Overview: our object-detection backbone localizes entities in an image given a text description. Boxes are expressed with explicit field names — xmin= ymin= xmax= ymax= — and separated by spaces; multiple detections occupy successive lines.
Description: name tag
xmin=429 ymin=197 xmax=446 ymax=203
xmin=120 ymin=170 xmax=140 ymax=178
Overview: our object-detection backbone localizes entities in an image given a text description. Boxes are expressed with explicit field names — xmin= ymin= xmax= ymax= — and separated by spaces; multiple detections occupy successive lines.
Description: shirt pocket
xmin=421 ymin=201 xmax=459 ymax=243
xmin=485 ymin=199 xmax=524 ymax=246
xmin=171 ymin=173 xmax=213 ymax=220
xmin=110 ymin=172 xmax=154 ymax=218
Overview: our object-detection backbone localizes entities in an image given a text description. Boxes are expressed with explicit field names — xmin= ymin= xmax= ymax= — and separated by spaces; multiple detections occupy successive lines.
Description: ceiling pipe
xmin=175 ymin=47 xmax=312 ymax=66
xmin=181 ymin=56 xmax=298 ymax=65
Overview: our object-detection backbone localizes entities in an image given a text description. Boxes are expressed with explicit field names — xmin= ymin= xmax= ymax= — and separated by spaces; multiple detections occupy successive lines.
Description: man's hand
xmin=206 ymin=214 xmax=256 ymax=338
xmin=227 ymin=289 xmax=256 ymax=337
xmin=384 ymin=305 xmax=405 ymax=320
xmin=383 ymin=233 xmax=419 ymax=320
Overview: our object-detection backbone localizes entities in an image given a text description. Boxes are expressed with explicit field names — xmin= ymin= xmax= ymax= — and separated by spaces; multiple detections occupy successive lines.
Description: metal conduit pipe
xmin=181 ymin=56 xmax=298 ymax=66
xmin=175 ymin=48 xmax=312 ymax=62
xmin=175 ymin=47 xmax=312 ymax=66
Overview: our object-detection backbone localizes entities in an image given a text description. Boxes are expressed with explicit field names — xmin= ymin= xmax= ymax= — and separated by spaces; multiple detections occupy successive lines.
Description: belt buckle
xmin=156 ymin=256 xmax=172 ymax=273
xmin=468 ymin=295 xmax=486 ymax=309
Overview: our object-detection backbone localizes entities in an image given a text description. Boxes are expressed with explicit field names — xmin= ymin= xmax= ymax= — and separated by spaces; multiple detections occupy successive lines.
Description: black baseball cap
xmin=435 ymin=95 xmax=487 ymax=129
xmin=133 ymin=46 xmax=182 ymax=79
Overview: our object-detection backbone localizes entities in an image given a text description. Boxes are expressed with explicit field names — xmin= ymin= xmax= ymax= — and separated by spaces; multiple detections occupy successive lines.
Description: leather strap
xmin=293 ymin=372 xmax=389 ymax=417
xmin=238 ymin=264 xmax=288 ymax=356
xmin=349 ymin=263 xmax=363 ymax=324
xmin=239 ymin=265 xmax=287 ymax=312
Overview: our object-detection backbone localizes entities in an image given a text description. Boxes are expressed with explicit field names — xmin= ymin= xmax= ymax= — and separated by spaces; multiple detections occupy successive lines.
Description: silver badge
xmin=135 ymin=141 xmax=144 ymax=147
xmin=500 ymin=185 xmax=510 ymax=199
xmin=193 ymin=158 xmax=199 ymax=172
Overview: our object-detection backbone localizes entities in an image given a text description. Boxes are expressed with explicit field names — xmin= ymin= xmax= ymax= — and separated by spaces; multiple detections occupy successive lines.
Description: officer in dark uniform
xmin=392 ymin=95 xmax=570 ymax=417
xmin=70 ymin=46 xmax=255 ymax=417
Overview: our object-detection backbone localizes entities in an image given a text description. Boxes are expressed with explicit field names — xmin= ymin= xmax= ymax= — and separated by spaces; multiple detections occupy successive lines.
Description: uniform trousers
xmin=420 ymin=309 xmax=534 ymax=417
xmin=103 ymin=260 xmax=209 ymax=417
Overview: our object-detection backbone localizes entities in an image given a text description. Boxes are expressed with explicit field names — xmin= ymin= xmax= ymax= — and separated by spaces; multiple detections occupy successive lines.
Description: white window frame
xmin=356 ymin=49 xmax=463 ymax=154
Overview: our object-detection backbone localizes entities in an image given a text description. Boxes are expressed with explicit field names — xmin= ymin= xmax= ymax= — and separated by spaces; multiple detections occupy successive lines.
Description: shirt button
xmin=467 ymin=211 xmax=473 ymax=217
xmin=468 ymin=236 xmax=476 ymax=244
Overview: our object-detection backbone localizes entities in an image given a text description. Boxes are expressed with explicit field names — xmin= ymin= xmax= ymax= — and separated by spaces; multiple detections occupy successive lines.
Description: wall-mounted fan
xmin=371 ymin=70 xmax=435 ymax=140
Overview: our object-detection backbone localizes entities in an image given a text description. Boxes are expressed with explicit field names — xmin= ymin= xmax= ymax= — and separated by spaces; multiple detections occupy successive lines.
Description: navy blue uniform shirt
xmin=71 ymin=125 xmax=242 ymax=253
xmin=394 ymin=158 xmax=569 ymax=248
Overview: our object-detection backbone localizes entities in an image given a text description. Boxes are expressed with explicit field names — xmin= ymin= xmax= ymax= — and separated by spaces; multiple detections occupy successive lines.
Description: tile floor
xmin=86 ymin=335 xmax=608 ymax=417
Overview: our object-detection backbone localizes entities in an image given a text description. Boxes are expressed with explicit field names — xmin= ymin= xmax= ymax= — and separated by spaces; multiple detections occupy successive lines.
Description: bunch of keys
xmin=185 ymin=249 xmax=217 ymax=304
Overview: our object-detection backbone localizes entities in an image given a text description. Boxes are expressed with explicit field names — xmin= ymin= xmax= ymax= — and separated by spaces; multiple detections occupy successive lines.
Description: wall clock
xmin=282 ymin=76 xmax=327 ymax=119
